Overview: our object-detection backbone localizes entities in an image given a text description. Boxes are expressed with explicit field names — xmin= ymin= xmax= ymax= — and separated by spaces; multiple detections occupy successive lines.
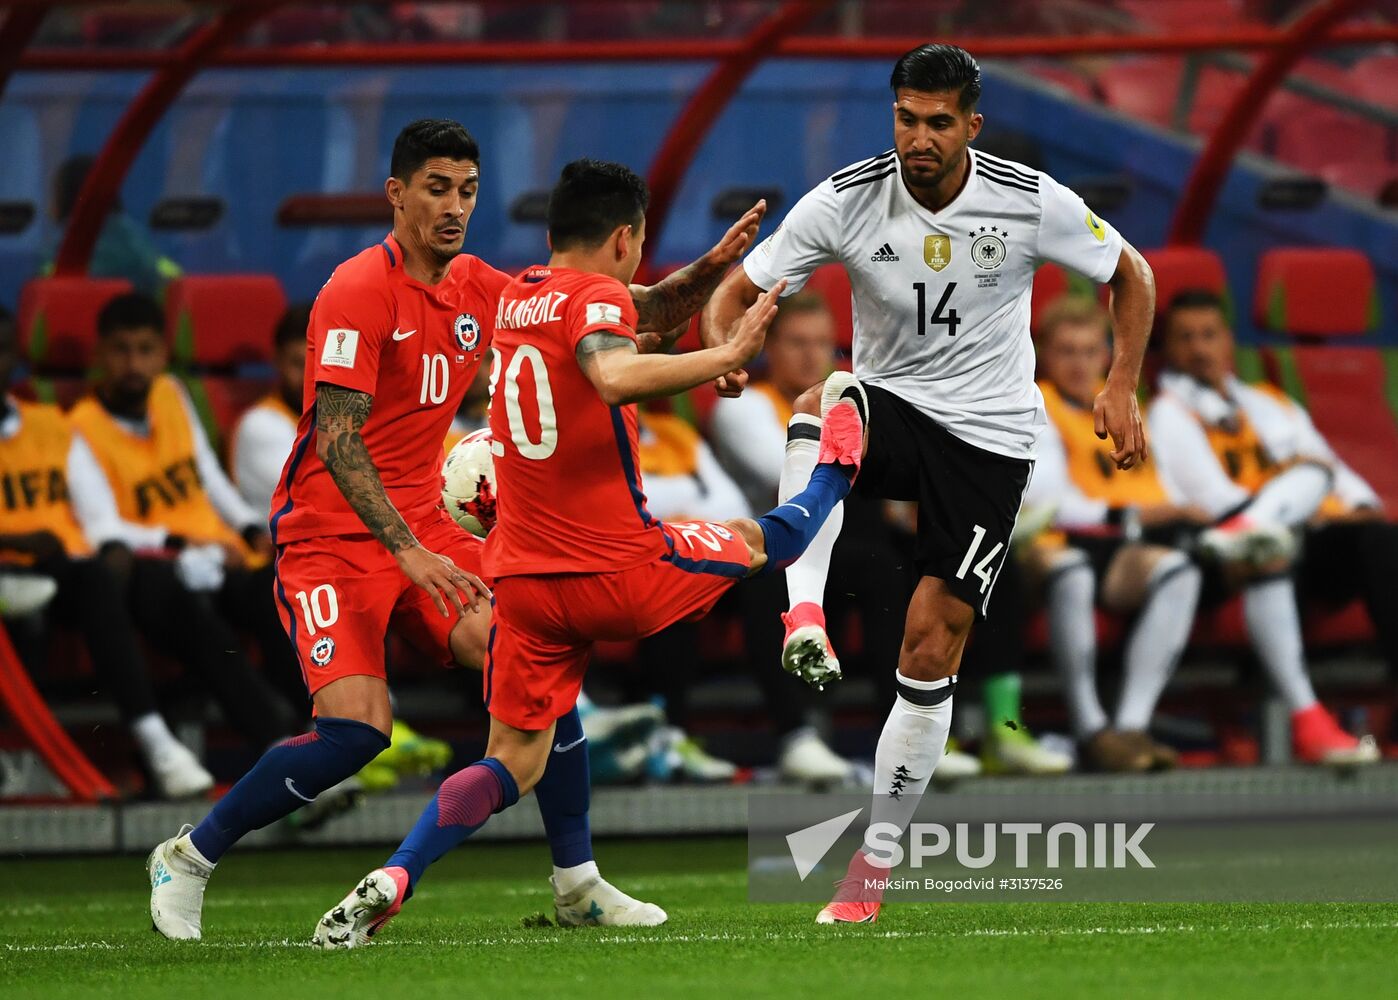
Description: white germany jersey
xmin=744 ymin=148 xmax=1123 ymax=459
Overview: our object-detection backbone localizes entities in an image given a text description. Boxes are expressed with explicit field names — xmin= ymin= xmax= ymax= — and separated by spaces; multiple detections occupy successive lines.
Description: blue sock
xmin=385 ymin=757 xmax=519 ymax=891
xmin=755 ymin=464 xmax=851 ymax=573
xmin=533 ymin=706 xmax=593 ymax=868
xmin=189 ymin=716 xmax=389 ymax=863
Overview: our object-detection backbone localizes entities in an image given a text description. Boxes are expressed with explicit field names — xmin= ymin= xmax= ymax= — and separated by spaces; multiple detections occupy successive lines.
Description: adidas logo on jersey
xmin=870 ymin=243 xmax=900 ymax=262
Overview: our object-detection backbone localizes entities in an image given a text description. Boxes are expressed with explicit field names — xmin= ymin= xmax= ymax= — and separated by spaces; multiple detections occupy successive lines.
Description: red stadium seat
xmin=1025 ymin=63 xmax=1098 ymax=103
xmin=1301 ymin=598 xmax=1377 ymax=648
xmin=1186 ymin=66 xmax=1248 ymax=136
xmin=1118 ymin=0 xmax=1253 ymax=31
xmin=18 ymin=276 xmax=132 ymax=372
xmin=1029 ymin=263 xmax=1068 ymax=338
xmin=1254 ymin=248 xmax=1376 ymax=337
xmin=1141 ymin=246 xmax=1228 ymax=322
xmin=12 ymin=375 xmax=89 ymax=411
xmin=674 ymin=313 xmax=703 ymax=354
xmin=1254 ymin=249 xmax=1397 ymax=510
xmin=186 ymin=375 xmax=277 ymax=454
xmin=684 ymin=380 xmax=720 ymax=434
xmin=804 ymin=264 xmax=854 ymax=353
xmin=1270 ymin=107 xmax=1392 ymax=174
xmin=1349 ymin=54 xmax=1398 ymax=110
xmin=165 ymin=274 xmax=287 ymax=368
xmin=1189 ymin=596 xmax=1256 ymax=649
xmin=1286 ymin=347 xmax=1398 ymax=514
xmin=1316 ymin=159 xmax=1398 ymax=199
xmin=1096 ymin=58 xmax=1183 ymax=129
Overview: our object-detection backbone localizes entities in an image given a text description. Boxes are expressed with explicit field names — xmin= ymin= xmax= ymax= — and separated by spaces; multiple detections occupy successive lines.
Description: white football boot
xmin=313 ymin=867 xmax=408 ymax=949
xmin=148 ymin=824 xmax=214 ymax=940
xmin=778 ymin=728 xmax=856 ymax=786
xmin=1197 ymin=515 xmax=1296 ymax=569
xmin=932 ymin=741 xmax=984 ymax=782
xmin=552 ymin=869 xmax=668 ymax=927
xmin=0 ymin=574 xmax=57 ymax=618
xmin=147 ymin=743 xmax=215 ymax=800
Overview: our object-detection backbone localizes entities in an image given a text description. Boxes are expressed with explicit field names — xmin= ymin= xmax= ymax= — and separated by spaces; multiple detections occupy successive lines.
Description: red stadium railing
xmin=0 ymin=624 xmax=117 ymax=803
xmin=1170 ymin=0 xmax=1373 ymax=244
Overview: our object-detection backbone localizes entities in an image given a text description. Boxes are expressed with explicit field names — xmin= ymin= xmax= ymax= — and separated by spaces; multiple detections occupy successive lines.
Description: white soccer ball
xmin=442 ymin=429 xmax=496 ymax=537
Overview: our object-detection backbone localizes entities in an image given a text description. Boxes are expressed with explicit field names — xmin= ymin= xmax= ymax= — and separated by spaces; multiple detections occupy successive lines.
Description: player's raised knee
xmin=484 ymin=724 xmax=553 ymax=794
xmin=899 ymin=598 xmax=974 ymax=682
xmin=793 ymin=381 xmax=824 ymax=416
xmin=448 ymin=608 xmax=490 ymax=671
xmin=899 ymin=630 xmax=962 ymax=682
xmin=313 ymin=675 xmax=394 ymax=737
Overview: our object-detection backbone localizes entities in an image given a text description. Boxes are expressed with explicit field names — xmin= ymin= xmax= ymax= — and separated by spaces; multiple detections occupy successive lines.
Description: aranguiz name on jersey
xmin=496 ymin=291 xmax=570 ymax=330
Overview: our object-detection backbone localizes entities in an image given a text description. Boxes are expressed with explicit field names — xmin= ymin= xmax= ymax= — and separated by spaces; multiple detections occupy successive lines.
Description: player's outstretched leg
xmin=314 ymin=720 xmax=548 ymax=948
xmin=149 ymin=715 xmax=390 ymax=940
xmin=779 ymin=371 xmax=867 ymax=687
xmin=451 ymin=607 xmax=666 ymax=927
xmin=536 ymin=705 xmax=666 ymax=926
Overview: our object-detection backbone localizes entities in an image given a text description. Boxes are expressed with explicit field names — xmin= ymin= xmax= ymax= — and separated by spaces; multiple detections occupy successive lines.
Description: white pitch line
xmin=4 ymin=920 xmax=1397 ymax=956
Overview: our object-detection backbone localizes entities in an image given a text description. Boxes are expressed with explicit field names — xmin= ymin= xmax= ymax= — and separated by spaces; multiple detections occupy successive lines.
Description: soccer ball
xmin=441 ymin=429 xmax=496 ymax=537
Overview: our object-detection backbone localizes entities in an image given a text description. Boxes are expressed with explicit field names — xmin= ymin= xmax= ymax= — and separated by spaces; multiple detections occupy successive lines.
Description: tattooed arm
xmin=628 ymin=200 xmax=766 ymax=334
xmin=315 ymin=384 xmax=417 ymax=553
xmin=315 ymin=383 xmax=489 ymax=615
xmin=577 ymin=282 xmax=784 ymax=406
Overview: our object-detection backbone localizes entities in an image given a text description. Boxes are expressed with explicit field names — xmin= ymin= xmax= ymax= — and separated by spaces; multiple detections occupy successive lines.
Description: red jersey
xmin=271 ymin=235 xmax=509 ymax=544
xmin=483 ymin=266 xmax=666 ymax=578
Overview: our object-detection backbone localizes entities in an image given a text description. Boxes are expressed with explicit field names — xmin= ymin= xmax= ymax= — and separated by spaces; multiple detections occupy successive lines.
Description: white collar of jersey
xmin=113 ymin=413 xmax=151 ymax=438
xmin=0 ymin=394 xmax=19 ymax=440
xmin=892 ymin=150 xmax=981 ymax=218
xmin=1159 ymin=370 xmax=1239 ymax=427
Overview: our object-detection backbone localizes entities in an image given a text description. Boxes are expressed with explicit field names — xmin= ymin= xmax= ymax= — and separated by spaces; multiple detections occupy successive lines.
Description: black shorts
xmin=853 ymin=383 xmax=1032 ymax=617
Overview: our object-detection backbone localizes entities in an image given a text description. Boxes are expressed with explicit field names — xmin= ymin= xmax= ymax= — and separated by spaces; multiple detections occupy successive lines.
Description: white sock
xmin=779 ymin=414 xmax=843 ymax=610
xmin=175 ymin=830 xmax=215 ymax=869
xmin=1115 ymin=554 xmax=1202 ymax=731
xmin=1047 ymin=559 xmax=1107 ymax=739
xmin=865 ymin=673 xmax=953 ymax=864
xmin=552 ymin=859 xmax=599 ymax=895
xmin=1245 ymin=463 xmax=1331 ymax=528
xmin=131 ymin=712 xmax=183 ymax=762
xmin=1242 ymin=576 xmax=1317 ymax=712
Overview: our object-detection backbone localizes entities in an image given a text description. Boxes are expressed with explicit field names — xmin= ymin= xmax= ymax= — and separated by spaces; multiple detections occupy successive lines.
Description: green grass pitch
xmin=3 ymin=837 xmax=1395 ymax=999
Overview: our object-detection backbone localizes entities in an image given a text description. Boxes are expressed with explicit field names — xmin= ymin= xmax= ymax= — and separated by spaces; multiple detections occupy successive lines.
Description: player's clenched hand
xmin=705 ymin=200 xmax=767 ymax=268
xmin=714 ymin=368 xmax=749 ymax=398
xmin=1093 ymin=380 xmax=1147 ymax=470
xmin=723 ymin=280 xmax=787 ymax=370
xmin=635 ymin=320 xmax=689 ymax=356
xmin=396 ymin=544 xmax=492 ymax=618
